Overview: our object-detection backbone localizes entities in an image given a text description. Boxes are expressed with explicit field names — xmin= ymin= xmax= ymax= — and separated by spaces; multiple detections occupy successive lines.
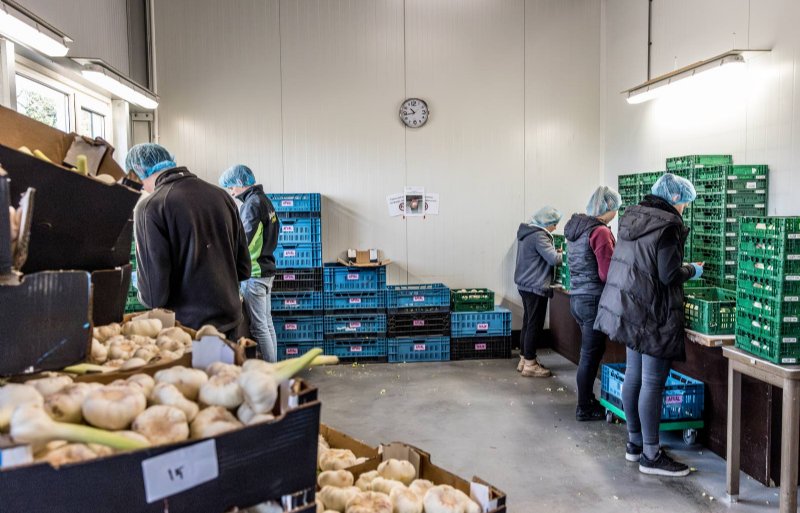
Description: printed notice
xmin=142 ymin=440 xmax=219 ymax=503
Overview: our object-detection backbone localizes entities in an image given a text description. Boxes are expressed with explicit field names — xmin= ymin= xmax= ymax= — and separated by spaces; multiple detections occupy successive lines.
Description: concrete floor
xmin=306 ymin=349 xmax=793 ymax=513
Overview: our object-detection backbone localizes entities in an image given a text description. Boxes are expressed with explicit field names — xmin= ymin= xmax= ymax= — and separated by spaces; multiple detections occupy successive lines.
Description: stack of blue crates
xmin=450 ymin=307 xmax=512 ymax=360
xmin=387 ymin=284 xmax=451 ymax=363
xmin=267 ymin=193 xmax=324 ymax=361
xmin=323 ymin=264 xmax=387 ymax=361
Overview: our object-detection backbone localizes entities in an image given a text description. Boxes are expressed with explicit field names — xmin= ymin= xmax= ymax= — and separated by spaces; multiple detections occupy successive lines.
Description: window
xmin=15 ymin=74 xmax=70 ymax=132
xmin=80 ymin=108 xmax=106 ymax=139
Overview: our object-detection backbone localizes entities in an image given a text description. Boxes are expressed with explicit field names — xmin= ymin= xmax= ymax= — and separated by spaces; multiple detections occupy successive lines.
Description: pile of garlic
xmin=315 ymin=437 xmax=481 ymax=513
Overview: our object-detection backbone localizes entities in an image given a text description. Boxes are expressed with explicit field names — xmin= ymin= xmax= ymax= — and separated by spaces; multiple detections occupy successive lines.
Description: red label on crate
xmin=281 ymin=200 xmax=294 ymax=207
xmin=477 ymin=323 xmax=489 ymax=331
xmin=413 ymin=296 xmax=425 ymax=302
xmin=350 ymin=346 xmax=363 ymax=353
xmin=285 ymin=323 xmax=298 ymax=331
xmin=413 ymin=320 xmax=425 ymax=327
xmin=665 ymin=395 xmax=683 ymax=405
xmin=284 ymin=250 xmax=297 ymax=257
xmin=413 ymin=344 xmax=426 ymax=351
xmin=349 ymin=298 xmax=362 ymax=304
xmin=286 ymin=348 xmax=299 ymax=355
xmin=346 ymin=273 xmax=360 ymax=280
xmin=284 ymin=274 xmax=296 ymax=281
xmin=349 ymin=322 xmax=362 ymax=328
xmin=475 ymin=343 xmax=487 ymax=351
xmin=284 ymin=299 xmax=298 ymax=306
xmin=282 ymin=226 xmax=295 ymax=232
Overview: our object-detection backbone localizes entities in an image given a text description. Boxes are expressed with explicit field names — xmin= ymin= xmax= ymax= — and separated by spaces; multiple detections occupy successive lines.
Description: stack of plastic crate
xmin=386 ymin=284 xmax=451 ymax=363
xmin=323 ymin=264 xmax=387 ymax=361
xmin=450 ymin=290 xmax=511 ymax=360
xmin=552 ymin=234 xmax=569 ymax=290
xmin=267 ymin=193 xmax=324 ymax=360
xmin=125 ymin=240 xmax=147 ymax=313
xmin=690 ymin=166 xmax=728 ymax=285
xmin=617 ymin=174 xmax=640 ymax=218
xmin=723 ymin=165 xmax=769 ymax=282
xmin=735 ymin=217 xmax=800 ymax=364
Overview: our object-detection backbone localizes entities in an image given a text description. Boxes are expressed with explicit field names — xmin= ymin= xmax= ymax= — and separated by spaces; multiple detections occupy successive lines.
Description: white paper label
xmin=787 ymin=275 xmax=800 ymax=281
xmin=475 ymin=343 xmax=487 ymax=351
xmin=790 ymin=234 xmax=800 ymax=240
xmin=786 ymin=296 xmax=799 ymax=302
xmin=284 ymin=274 xmax=296 ymax=281
xmin=347 ymin=273 xmax=360 ymax=281
xmin=413 ymin=344 xmax=426 ymax=351
xmin=784 ymin=317 xmax=799 ymax=323
xmin=784 ymin=337 xmax=798 ymax=344
xmin=349 ymin=322 xmax=362 ymax=328
xmin=281 ymin=200 xmax=294 ymax=207
xmin=284 ymin=249 xmax=297 ymax=257
xmin=476 ymin=323 xmax=489 ymax=331
xmin=282 ymin=226 xmax=295 ymax=232
xmin=284 ymin=299 xmax=298 ymax=306
xmin=0 ymin=445 xmax=32 ymax=469
xmin=413 ymin=296 xmax=425 ymax=302
xmin=789 ymin=255 xmax=800 ymax=261
xmin=746 ymin=182 xmax=757 ymax=189
xmin=286 ymin=347 xmax=299 ymax=355
xmin=285 ymin=323 xmax=298 ymax=331
xmin=350 ymin=345 xmax=363 ymax=353
xmin=192 ymin=337 xmax=235 ymax=369
xmin=413 ymin=320 xmax=425 ymax=327
xmin=349 ymin=298 xmax=362 ymax=304
xmin=142 ymin=440 xmax=219 ymax=503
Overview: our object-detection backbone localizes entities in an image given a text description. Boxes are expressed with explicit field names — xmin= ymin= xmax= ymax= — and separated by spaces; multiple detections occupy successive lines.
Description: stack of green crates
xmin=552 ymin=234 xmax=570 ymax=290
xmin=618 ymin=174 xmax=640 ymax=217
xmin=125 ymin=240 xmax=147 ymax=313
xmin=724 ymin=165 xmax=769 ymax=281
xmin=690 ymin=166 xmax=728 ymax=285
xmin=451 ymin=289 xmax=494 ymax=312
xmin=735 ymin=217 xmax=800 ymax=364
xmin=684 ymin=287 xmax=736 ymax=335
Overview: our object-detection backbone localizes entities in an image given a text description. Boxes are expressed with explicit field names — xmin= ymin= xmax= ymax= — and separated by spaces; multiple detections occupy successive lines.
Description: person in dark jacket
xmin=564 ymin=186 xmax=622 ymax=422
xmin=514 ymin=206 xmax=563 ymax=378
xmin=595 ymin=173 xmax=704 ymax=477
xmin=128 ymin=144 xmax=251 ymax=336
xmin=219 ymin=165 xmax=280 ymax=362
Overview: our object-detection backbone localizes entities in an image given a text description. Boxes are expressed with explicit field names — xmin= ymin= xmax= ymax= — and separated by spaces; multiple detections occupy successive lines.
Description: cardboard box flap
xmin=379 ymin=442 xmax=422 ymax=479
xmin=319 ymin=424 xmax=380 ymax=462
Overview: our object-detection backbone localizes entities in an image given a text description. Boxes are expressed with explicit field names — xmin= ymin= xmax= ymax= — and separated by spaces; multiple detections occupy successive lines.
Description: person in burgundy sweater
xmin=564 ymin=186 xmax=622 ymax=421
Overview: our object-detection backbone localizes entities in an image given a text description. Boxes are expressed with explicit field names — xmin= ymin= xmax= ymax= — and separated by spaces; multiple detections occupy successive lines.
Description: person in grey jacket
xmin=595 ymin=173 xmax=703 ymax=477
xmin=514 ymin=206 xmax=563 ymax=378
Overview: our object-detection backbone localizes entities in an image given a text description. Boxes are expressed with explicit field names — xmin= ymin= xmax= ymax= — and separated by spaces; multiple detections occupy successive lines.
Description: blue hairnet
xmin=218 ymin=165 xmax=256 ymax=188
xmin=651 ymin=173 xmax=697 ymax=205
xmin=529 ymin=206 xmax=563 ymax=228
xmin=586 ymin=186 xmax=623 ymax=216
xmin=125 ymin=143 xmax=176 ymax=179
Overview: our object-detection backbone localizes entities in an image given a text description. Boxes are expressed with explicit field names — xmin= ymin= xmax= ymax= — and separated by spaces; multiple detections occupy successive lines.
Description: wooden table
xmin=724 ymin=347 xmax=800 ymax=513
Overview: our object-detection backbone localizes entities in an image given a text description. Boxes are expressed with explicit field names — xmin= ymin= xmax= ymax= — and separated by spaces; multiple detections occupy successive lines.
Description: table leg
xmin=727 ymin=364 xmax=742 ymax=500
xmin=779 ymin=379 xmax=800 ymax=513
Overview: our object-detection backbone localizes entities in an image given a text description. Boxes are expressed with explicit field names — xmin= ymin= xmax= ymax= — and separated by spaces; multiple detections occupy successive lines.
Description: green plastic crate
xmin=666 ymin=155 xmax=732 ymax=171
xmin=736 ymin=321 xmax=800 ymax=364
xmin=694 ymin=195 xmax=726 ymax=209
xmin=451 ymin=288 xmax=495 ymax=312
xmin=693 ymin=207 xmax=725 ymax=223
xmin=618 ymin=174 xmax=639 ymax=187
xmin=726 ymin=190 xmax=768 ymax=207
xmin=684 ymin=287 xmax=736 ymax=335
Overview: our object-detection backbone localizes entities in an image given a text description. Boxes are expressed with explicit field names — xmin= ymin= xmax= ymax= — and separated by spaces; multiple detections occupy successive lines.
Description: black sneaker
xmin=576 ymin=402 xmax=605 ymax=422
xmin=639 ymin=450 xmax=690 ymax=477
xmin=626 ymin=443 xmax=642 ymax=462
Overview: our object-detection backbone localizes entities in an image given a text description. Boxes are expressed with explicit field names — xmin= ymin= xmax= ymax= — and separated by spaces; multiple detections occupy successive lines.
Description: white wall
xmin=603 ymin=0 xmax=800 ymax=216
xmin=153 ymin=0 xmax=604 ymax=322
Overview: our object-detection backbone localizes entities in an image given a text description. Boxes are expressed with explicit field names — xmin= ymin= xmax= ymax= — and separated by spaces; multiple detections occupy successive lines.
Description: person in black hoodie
xmin=128 ymin=144 xmax=251 ymax=337
xmin=564 ymin=186 xmax=622 ymax=422
xmin=514 ymin=206 xmax=563 ymax=378
xmin=219 ymin=165 xmax=280 ymax=362
xmin=595 ymin=173 xmax=704 ymax=477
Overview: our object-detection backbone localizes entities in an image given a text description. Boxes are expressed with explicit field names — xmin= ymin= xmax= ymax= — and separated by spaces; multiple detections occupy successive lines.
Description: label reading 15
xmin=141 ymin=440 xmax=219 ymax=503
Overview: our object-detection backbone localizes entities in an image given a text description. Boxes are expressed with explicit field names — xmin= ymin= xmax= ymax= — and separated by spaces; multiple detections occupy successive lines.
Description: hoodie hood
xmin=619 ymin=195 xmax=685 ymax=242
xmin=564 ymin=214 xmax=604 ymax=242
xmin=517 ymin=223 xmax=548 ymax=241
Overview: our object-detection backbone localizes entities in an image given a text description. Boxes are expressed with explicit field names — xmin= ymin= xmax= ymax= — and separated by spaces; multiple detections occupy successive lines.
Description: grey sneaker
xmin=639 ymin=450 xmax=690 ymax=477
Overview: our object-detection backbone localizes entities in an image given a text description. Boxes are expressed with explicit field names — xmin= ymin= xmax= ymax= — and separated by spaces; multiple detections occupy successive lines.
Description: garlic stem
xmin=272 ymin=348 xmax=323 ymax=383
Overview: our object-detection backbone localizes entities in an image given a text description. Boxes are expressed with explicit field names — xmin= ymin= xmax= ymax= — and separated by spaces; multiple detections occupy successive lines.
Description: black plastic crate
xmin=387 ymin=309 xmax=451 ymax=337
xmin=450 ymin=336 xmax=512 ymax=360
xmin=273 ymin=268 xmax=324 ymax=292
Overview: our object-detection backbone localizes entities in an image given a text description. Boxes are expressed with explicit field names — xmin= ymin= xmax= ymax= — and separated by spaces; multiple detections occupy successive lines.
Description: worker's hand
xmin=690 ymin=262 xmax=704 ymax=280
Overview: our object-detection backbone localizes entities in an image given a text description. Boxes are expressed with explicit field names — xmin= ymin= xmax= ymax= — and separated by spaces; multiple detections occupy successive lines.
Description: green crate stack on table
xmin=734 ymin=217 xmax=800 ymax=364
xmin=617 ymin=174 xmax=640 ymax=217
xmin=125 ymin=240 xmax=147 ymax=313
xmin=552 ymin=234 xmax=570 ymax=290
xmin=723 ymin=165 xmax=769 ymax=282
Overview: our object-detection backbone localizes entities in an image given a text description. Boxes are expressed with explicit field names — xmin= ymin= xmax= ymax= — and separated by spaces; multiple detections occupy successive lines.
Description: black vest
xmin=564 ymin=214 xmax=605 ymax=297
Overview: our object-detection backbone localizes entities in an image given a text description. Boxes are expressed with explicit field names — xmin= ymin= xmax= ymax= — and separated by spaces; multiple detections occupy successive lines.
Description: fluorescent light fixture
xmin=78 ymin=60 xmax=158 ymax=109
xmin=0 ymin=1 xmax=70 ymax=57
xmin=624 ymin=50 xmax=769 ymax=105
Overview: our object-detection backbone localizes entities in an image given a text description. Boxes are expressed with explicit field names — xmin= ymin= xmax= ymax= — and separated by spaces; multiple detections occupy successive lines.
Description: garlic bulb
xmin=43 ymin=383 xmax=95 ymax=423
xmin=154 ymin=366 xmax=208 ymax=401
xmin=423 ymin=485 xmax=480 ymax=513
xmin=120 ymin=357 xmax=148 ymax=371
xmin=409 ymin=479 xmax=435 ymax=499
xmin=90 ymin=338 xmax=108 ymax=364
xmin=199 ymin=373 xmax=244 ymax=409
xmin=150 ymin=383 xmax=199 ymax=422
xmin=93 ymin=323 xmax=121 ymax=343
xmin=133 ymin=345 xmax=160 ymax=363
xmin=319 ymin=448 xmax=358 ymax=471
xmin=369 ymin=477 xmax=406 ymax=495
xmin=344 ymin=491 xmax=392 ymax=513
xmin=123 ymin=318 xmax=163 ymax=338
xmin=190 ymin=406 xmax=242 ymax=439
xmin=242 ymin=358 xmax=274 ymax=374
xmin=133 ymin=405 xmax=190 ymax=445
xmin=108 ymin=339 xmax=137 ymax=360
xmin=390 ymin=487 xmax=423 ymax=513
xmin=355 ymin=470 xmax=379 ymax=491
xmin=0 ymin=383 xmax=44 ymax=429
xmin=27 ymin=375 xmax=73 ymax=397
xmin=195 ymin=325 xmax=224 ymax=340
xmin=158 ymin=327 xmax=193 ymax=347
xmin=318 ymin=485 xmax=360 ymax=512
xmin=238 ymin=370 xmax=279 ymax=414
xmin=38 ymin=443 xmax=98 ymax=467
xmin=82 ymin=385 xmax=147 ymax=430
xmin=318 ymin=469 xmax=355 ymax=488
xmin=237 ymin=402 xmax=256 ymax=424
xmin=206 ymin=362 xmax=242 ymax=378
xmin=378 ymin=458 xmax=416 ymax=485
xmin=126 ymin=374 xmax=156 ymax=397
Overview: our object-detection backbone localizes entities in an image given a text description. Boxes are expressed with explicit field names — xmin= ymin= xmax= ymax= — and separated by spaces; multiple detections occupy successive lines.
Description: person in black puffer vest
xmin=564 ymin=186 xmax=622 ymax=422
xmin=514 ymin=206 xmax=563 ymax=378
xmin=595 ymin=173 xmax=704 ymax=477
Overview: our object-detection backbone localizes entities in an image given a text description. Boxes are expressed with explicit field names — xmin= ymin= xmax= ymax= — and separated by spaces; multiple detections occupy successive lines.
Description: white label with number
xmin=347 ymin=273 xmax=360 ymax=281
xmin=285 ymin=299 xmax=298 ymax=306
xmin=285 ymin=323 xmax=298 ymax=331
xmin=785 ymin=317 xmax=799 ymax=323
xmin=282 ymin=226 xmax=295 ymax=232
xmin=349 ymin=298 xmax=362 ymax=304
xmin=284 ymin=274 xmax=296 ymax=281
xmin=350 ymin=346 xmax=363 ymax=353
xmin=413 ymin=320 xmax=425 ymax=327
xmin=141 ymin=440 xmax=219 ymax=503
xmin=475 ymin=343 xmax=487 ymax=351
xmin=413 ymin=296 xmax=425 ymax=302
xmin=281 ymin=200 xmax=294 ymax=207
xmin=746 ymin=182 xmax=757 ymax=189
xmin=284 ymin=250 xmax=297 ymax=257
xmin=413 ymin=344 xmax=426 ymax=351
xmin=287 ymin=347 xmax=299 ymax=355
xmin=476 ymin=323 xmax=489 ymax=331
xmin=349 ymin=322 xmax=362 ymax=329
xmin=786 ymin=296 xmax=799 ymax=302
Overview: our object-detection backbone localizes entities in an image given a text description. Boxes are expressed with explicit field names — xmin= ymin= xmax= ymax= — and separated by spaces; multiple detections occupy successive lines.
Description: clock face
xmin=400 ymin=98 xmax=429 ymax=128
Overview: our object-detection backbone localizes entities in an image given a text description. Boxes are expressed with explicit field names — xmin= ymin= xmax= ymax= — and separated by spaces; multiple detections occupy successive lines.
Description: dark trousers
xmin=622 ymin=347 xmax=671 ymax=451
xmin=519 ymin=290 xmax=548 ymax=360
xmin=569 ymin=294 xmax=607 ymax=407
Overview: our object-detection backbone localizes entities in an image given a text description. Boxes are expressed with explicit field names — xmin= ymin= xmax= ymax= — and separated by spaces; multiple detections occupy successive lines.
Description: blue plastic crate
xmin=267 ymin=193 xmax=321 ymax=215
xmin=325 ymin=337 xmax=387 ymax=359
xmin=275 ymin=244 xmax=322 ymax=269
xmin=324 ymin=314 xmax=386 ymax=337
xmin=274 ymin=315 xmax=324 ymax=342
xmin=271 ymin=291 xmax=323 ymax=312
xmin=276 ymin=341 xmax=324 ymax=362
xmin=386 ymin=284 xmax=450 ymax=310
xmin=450 ymin=308 xmax=512 ymax=337
xmin=600 ymin=364 xmax=705 ymax=421
xmin=323 ymin=264 xmax=386 ymax=292
xmin=323 ymin=291 xmax=386 ymax=311
xmin=277 ymin=218 xmax=322 ymax=244
xmin=388 ymin=336 xmax=451 ymax=363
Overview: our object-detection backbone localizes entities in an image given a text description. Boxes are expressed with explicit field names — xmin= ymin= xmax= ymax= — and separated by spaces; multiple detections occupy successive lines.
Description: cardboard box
xmin=319 ymin=424 xmax=380 ymax=463
xmin=91 ymin=264 xmax=132 ymax=325
xmin=0 ymin=381 xmax=321 ymax=513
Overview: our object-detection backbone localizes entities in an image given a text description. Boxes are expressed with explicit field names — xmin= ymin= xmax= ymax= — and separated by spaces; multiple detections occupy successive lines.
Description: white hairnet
xmin=529 ymin=206 xmax=563 ymax=228
xmin=651 ymin=173 xmax=697 ymax=205
xmin=586 ymin=186 xmax=622 ymax=216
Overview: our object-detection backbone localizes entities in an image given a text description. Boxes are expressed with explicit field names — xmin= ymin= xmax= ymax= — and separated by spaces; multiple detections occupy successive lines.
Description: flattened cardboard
xmin=0 ymin=144 xmax=138 ymax=272
xmin=0 ymin=270 xmax=91 ymax=376
xmin=91 ymin=265 xmax=132 ymax=326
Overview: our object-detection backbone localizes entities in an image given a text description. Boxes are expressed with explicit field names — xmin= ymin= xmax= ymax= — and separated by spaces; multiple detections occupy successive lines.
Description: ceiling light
xmin=78 ymin=61 xmax=158 ymax=110
xmin=0 ymin=1 xmax=70 ymax=57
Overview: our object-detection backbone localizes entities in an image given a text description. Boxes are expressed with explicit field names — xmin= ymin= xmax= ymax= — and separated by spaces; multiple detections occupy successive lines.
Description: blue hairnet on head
xmin=125 ymin=143 xmax=176 ymax=179
xmin=651 ymin=173 xmax=697 ymax=205
xmin=530 ymin=206 xmax=563 ymax=228
xmin=218 ymin=165 xmax=256 ymax=188
xmin=586 ymin=186 xmax=623 ymax=216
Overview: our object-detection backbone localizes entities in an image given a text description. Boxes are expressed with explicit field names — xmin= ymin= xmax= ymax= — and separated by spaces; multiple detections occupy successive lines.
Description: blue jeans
xmin=622 ymin=347 xmax=671 ymax=455
xmin=570 ymin=294 xmax=607 ymax=408
xmin=242 ymin=276 xmax=277 ymax=363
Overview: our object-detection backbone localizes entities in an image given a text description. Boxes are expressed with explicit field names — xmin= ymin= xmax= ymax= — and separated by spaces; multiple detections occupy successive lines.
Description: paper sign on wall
xmin=386 ymin=188 xmax=440 ymax=217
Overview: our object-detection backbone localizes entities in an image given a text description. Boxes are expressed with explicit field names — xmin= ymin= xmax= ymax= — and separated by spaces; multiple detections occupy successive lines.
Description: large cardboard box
xmin=91 ymin=264 xmax=132 ymax=325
